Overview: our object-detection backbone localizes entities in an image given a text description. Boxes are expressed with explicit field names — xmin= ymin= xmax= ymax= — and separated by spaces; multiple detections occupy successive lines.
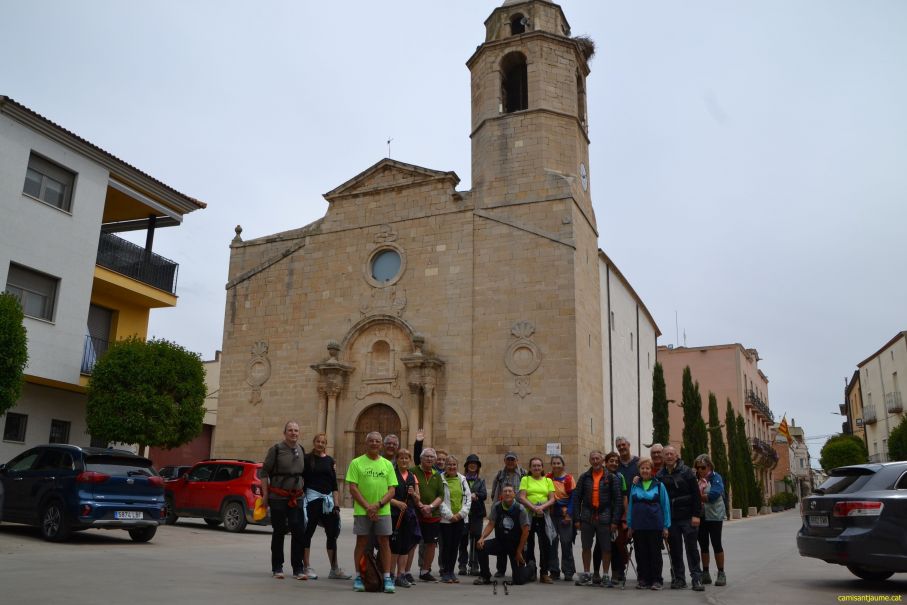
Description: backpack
xmin=358 ymin=550 xmax=383 ymax=592
xmin=512 ymin=559 xmax=537 ymax=585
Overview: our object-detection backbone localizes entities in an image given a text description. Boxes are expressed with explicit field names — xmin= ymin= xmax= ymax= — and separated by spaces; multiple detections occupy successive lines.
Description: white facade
xmin=858 ymin=332 xmax=907 ymax=462
xmin=0 ymin=384 xmax=91 ymax=462
xmin=599 ymin=251 xmax=659 ymax=456
xmin=0 ymin=113 xmax=107 ymax=384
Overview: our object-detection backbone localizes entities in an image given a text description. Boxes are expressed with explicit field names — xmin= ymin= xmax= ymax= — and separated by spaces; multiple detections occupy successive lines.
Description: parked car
xmin=158 ymin=465 xmax=192 ymax=481
xmin=164 ymin=459 xmax=264 ymax=532
xmin=797 ymin=461 xmax=907 ymax=581
xmin=0 ymin=445 xmax=165 ymax=542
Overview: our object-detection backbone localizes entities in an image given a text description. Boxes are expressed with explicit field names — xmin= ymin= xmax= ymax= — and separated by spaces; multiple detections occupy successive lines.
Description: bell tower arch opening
xmin=501 ymin=52 xmax=528 ymax=113
xmin=509 ymin=13 xmax=526 ymax=35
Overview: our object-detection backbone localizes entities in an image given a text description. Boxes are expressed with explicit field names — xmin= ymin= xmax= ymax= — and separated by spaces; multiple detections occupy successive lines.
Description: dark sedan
xmin=0 ymin=445 xmax=165 ymax=542
xmin=797 ymin=461 xmax=907 ymax=581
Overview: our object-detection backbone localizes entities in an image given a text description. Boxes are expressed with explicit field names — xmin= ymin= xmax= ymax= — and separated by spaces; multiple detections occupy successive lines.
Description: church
xmin=215 ymin=0 xmax=660 ymax=482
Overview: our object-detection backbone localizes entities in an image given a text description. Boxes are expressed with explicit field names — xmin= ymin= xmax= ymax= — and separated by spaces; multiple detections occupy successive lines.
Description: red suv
xmin=164 ymin=459 xmax=264 ymax=532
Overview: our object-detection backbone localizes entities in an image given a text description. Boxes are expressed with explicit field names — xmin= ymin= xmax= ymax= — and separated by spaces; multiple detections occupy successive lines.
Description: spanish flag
xmin=778 ymin=415 xmax=793 ymax=446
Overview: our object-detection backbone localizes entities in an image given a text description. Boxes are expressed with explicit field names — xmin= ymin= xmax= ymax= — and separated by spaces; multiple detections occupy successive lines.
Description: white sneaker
xmin=304 ymin=567 xmax=318 ymax=580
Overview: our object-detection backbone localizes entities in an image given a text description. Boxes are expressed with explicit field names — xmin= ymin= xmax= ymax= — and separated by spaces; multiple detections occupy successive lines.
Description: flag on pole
xmin=778 ymin=415 xmax=793 ymax=446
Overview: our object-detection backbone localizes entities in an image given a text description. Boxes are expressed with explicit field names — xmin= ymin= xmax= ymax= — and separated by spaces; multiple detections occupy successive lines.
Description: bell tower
xmin=467 ymin=0 xmax=595 ymax=227
xmin=466 ymin=0 xmax=604 ymax=475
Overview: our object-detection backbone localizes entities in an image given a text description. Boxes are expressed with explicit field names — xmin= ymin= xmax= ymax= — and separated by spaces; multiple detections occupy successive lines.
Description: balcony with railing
xmin=751 ymin=437 xmax=779 ymax=469
xmin=863 ymin=405 xmax=878 ymax=425
xmin=746 ymin=390 xmax=775 ymax=423
xmin=81 ymin=335 xmax=109 ymax=375
xmin=96 ymin=232 xmax=179 ymax=294
xmin=886 ymin=391 xmax=903 ymax=414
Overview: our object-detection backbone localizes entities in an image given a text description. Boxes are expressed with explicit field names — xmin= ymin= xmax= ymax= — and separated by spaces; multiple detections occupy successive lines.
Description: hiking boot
xmin=692 ymin=579 xmax=705 ymax=592
xmin=601 ymin=575 xmax=611 ymax=588
xmin=636 ymin=582 xmax=649 ymax=590
xmin=419 ymin=572 xmax=439 ymax=583
xmin=329 ymin=568 xmax=351 ymax=580
xmin=701 ymin=570 xmax=712 ymax=584
xmin=395 ymin=575 xmax=412 ymax=588
xmin=304 ymin=567 xmax=318 ymax=580
xmin=651 ymin=582 xmax=663 ymax=591
xmin=458 ymin=566 xmax=468 ymax=576
xmin=540 ymin=573 xmax=553 ymax=584
xmin=352 ymin=577 xmax=365 ymax=592
xmin=592 ymin=572 xmax=601 ymax=585
xmin=474 ymin=576 xmax=493 ymax=585
xmin=384 ymin=577 xmax=396 ymax=593
xmin=615 ymin=576 xmax=626 ymax=589
xmin=715 ymin=571 xmax=727 ymax=586
xmin=404 ymin=573 xmax=417 ymax=584
xmin=670 ymin=577 xmax=686 ymax=589
xmin=575 ymin=572 xmax=593 ymax=586
xmin=549 ymin=573 xmax=561 ymax=581
xmin=563 ymin=574 xmax=574 ymax=583
xmin=468 ymin=566 xmax=480 ymax=577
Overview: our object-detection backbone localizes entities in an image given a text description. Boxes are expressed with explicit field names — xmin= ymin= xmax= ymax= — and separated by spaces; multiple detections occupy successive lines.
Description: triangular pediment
xmin=324 ymin=158 xmax=460 ymax=202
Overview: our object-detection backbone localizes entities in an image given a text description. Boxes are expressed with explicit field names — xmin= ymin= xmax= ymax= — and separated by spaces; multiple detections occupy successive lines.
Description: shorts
xmin=353 ymin=515 xmax=393 ymax=536
xmin=419 ymin=520 xmax=441 ymax=544
xmin=580 ymin=520 xmax=612 ymax=551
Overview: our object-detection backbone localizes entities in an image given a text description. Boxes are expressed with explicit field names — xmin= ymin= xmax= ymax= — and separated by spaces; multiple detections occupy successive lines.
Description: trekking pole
xmin=663 ymin=535 xmax=676 ymax=583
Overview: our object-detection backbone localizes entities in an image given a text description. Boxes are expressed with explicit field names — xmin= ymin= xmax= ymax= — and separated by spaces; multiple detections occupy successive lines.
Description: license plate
xmin=114 ymin=511 xmax=144 ymax=520
xmin=808 ymin=515 xmax=828 ymax=527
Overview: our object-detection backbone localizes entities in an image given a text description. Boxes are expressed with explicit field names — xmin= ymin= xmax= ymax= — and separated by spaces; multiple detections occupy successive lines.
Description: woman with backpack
xmin=627 ymin=457 xmax=671 ymax=590
xmin=389 ymin=448 xmax=422 ymax=588
xmin=438 ymin=455 xmax=472 ymax=583
xmin=301 ymin=433 xmax=350 ymax=580
xmin=694 ymin=453 xmax=727 ymax=586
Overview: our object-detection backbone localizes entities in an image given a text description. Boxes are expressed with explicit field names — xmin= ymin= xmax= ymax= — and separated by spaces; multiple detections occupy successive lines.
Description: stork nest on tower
xmin=572 ymin=35 xmax=596 ymax=61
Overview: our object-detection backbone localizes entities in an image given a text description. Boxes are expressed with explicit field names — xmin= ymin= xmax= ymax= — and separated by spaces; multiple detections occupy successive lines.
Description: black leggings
xmin=525 ymin=516 xmax=551 ymax=574
xmin=301 ymin=498 xmax=340 ymax=551
xmin=697 ymin=520 xmax=723 ymax=555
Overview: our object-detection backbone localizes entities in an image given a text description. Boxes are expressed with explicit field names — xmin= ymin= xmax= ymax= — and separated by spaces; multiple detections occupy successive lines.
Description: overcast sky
xmin=3 ymin=1 xmax=905 ymax=451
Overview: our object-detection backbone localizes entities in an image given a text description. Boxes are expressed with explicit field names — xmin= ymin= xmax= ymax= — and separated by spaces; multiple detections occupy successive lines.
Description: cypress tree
xmin=736 ymin=414 xmax=761 ymax=509
xmin=726 ymin=400 xmax=748 ymax=515
xmin=680 ymin=366 xmax=709 ymax=465
xmin=651 ymin=362 xmax=670 ymax=446
xmin=707 ymin=392 xmax=729 ymax=481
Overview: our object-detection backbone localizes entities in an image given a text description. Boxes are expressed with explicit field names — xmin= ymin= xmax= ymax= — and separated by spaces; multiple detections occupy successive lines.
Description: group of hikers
xmin=261 ymin=421 xmax=728 ymax=594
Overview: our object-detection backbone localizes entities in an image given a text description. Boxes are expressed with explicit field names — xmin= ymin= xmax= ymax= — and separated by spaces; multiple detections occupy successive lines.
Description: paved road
xmin=1 ymin=510 xmax=904 ymax=604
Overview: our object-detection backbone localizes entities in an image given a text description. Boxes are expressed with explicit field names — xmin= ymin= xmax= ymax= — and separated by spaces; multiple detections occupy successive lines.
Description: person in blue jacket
xmin=694 ymin=454 xmax=727 ymax=586
xmin=627 ymin=458 xmax=671 ymax=590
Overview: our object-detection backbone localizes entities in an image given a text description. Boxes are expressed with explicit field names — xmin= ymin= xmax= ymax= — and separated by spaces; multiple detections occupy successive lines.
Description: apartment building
xmin=0 ymin=96 xmax=204 ymax=461
xmin=856 ymin=331 xmax=906 ymax=462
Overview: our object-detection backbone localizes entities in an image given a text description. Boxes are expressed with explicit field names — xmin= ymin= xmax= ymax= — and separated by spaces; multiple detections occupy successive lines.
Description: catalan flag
xmin=778 ymin=415 xmax=793 ymax=446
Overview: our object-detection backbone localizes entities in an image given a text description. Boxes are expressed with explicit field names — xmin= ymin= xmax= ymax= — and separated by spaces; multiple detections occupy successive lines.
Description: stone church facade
xmin=215 ymin=0 xmax=659 ymax=482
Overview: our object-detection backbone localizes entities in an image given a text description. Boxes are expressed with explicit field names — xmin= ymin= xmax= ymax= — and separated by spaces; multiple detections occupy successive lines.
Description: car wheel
xmin=41 ymin=501 xmax=72 ymax=542
xmin=204 ymin=518 xmax=222 ymax=527
xmin=164 ymin=496 xmax=178 ymax=525
xmin=222 ymin=501 xmax=247 ymax=533
xmin=847 ymin=565 xmax=894 ymax=582
xmin=128 ymin=526 xmax=157 ymax=543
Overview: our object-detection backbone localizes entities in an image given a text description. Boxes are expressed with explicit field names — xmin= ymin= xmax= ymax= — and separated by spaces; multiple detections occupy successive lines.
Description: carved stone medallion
xmin=247 ymin=341 xmax=271 ymax=405
xmin=504 ymin=321 xmax=541 ymax=398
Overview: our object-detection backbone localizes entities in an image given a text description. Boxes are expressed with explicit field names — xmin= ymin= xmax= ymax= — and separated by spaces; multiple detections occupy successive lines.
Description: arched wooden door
xmin=353 ymin=404 xmax=401 ymax=457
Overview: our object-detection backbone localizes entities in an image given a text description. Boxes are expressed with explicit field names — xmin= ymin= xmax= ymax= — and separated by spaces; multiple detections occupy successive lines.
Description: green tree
xmin=819 ymin=434 xmax=868 ymax=471
xmin=87 ymin=337 xmax=206 ymax=453
xmin=725 ymin=401 xmax=749 ymax=515
xmin=651 ymin=362 xmax=670 ymax=446
xmin=680 ymin=366 xmax=709 ymax=465
xmin=707 ymin=392 xmax=729 ymax=480
xmin=0 ymin=293 xmax=29 ymax=416
xmin=889 ymin=417 xmax=907 ymax=462
xmin=736 ymin=414 xmax=761 ymax=508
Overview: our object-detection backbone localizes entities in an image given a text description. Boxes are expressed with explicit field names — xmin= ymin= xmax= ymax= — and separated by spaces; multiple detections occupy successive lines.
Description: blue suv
xmin=0 ymin=445 xmax=165 ymax=542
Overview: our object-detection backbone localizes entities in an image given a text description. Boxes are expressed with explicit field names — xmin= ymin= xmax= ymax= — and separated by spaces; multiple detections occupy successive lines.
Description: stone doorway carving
xmin=353 ymin=403 xmax=401 ymax=458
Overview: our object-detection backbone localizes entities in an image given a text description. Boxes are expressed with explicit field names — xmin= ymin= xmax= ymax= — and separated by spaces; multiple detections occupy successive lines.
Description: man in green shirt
xmin=347 ymin=431 xmax=398 ymax=593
